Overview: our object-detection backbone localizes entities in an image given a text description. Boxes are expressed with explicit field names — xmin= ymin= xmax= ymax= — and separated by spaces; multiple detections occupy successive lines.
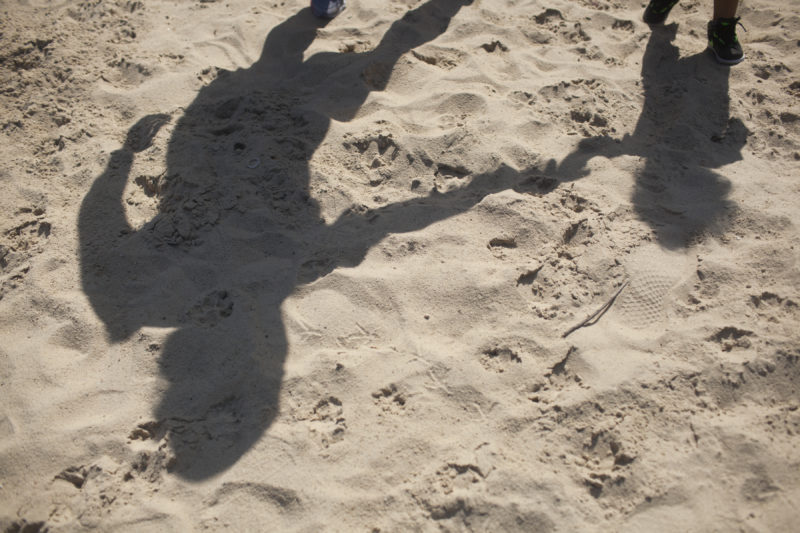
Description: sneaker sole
xmin=708 ymin=45 xmax=745 ymax=65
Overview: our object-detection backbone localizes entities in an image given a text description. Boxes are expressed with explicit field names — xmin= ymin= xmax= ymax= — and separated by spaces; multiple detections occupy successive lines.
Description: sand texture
xmin=1 ymin=0 xmax=799 ymax=530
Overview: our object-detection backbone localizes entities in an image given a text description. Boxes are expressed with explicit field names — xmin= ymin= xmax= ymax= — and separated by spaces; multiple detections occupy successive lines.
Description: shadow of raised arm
xmin=371 ymin=0 xmax=473 ymax=68
xmin=78 ymin=114 xmax=169 ymax=341
xmin=299 ymin=163 xmax=532 ymax=283
xmin=305 ymin=0 xmax=473 ymax=123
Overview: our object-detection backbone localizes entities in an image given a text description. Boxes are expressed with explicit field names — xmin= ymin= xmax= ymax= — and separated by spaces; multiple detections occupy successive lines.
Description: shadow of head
xmin=634 ymin=163 xmax=735 ymax=249
xmin=153 ymin=325 xmax=285 ymax=481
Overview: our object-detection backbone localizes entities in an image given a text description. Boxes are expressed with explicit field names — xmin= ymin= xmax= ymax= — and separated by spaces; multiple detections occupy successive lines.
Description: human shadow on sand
xmin=79 ymin=0 xmax=539 ymax=480
xmin=554 ymin=24 xmax=748 ymax=248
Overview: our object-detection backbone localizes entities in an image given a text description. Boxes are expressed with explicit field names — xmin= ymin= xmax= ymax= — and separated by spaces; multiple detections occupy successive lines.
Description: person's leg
xmin=708 ymin=0 xmax=745 ymax=64
xmin=713 ymin=0 xmax=739 ymax=19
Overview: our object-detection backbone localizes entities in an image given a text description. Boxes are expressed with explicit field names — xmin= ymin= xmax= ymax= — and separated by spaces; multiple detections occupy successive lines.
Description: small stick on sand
xmin=562 ymin=280 xmax=629 ymax=338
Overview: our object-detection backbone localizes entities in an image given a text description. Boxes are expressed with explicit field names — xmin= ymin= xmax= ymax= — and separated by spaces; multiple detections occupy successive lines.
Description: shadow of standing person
xmin=555 ymin=23 xmax=748 ymax=249
xmin=79 ymin=0 xmax=534 ymax=480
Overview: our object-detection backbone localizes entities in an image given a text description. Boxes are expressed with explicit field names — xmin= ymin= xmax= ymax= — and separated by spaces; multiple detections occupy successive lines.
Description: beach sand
xmin=1 ymin=0 xmax=798 ymax=530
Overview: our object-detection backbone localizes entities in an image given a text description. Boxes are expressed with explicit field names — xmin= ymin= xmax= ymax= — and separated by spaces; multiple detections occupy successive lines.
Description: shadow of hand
xmin=548 ymin=135 xmax=623 ymax=182
xmin=124 ymin=114 xmax=170 ymax=153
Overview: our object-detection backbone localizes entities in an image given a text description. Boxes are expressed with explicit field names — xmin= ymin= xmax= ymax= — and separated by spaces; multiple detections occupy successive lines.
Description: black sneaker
xmin=707 ymin=17 xmax=745 ymax=64
xmin=643 ymin=0 xmax=679 ymax=24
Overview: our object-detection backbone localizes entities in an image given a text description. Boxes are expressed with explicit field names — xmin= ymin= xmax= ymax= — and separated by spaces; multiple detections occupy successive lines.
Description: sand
xmin=1 ymin=0 xmax=798 ymax=530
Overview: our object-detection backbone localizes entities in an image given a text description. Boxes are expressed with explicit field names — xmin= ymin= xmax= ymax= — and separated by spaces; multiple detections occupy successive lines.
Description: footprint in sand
xmin=479 ymin=346 xmax=522 ymax=373
xmin=186 ymin=289 xmax=234 ymax=327
xmin=372 ymin=383 xmax=407 ymax=413
xmin=307 ymin=396 xmax=346 ymax=448
xmin=411 ymin=45 xmax=467 ymax=69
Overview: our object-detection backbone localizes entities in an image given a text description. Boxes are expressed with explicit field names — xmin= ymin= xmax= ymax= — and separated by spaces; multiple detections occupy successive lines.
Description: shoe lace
xmin=714 ymin=17 xmax=746 ymax=45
